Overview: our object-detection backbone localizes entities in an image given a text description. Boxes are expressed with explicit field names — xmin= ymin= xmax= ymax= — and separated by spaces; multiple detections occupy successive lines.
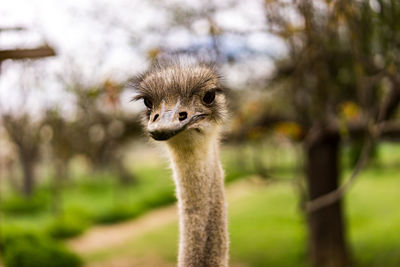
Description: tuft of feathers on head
xmin=129 ymin=55 xmax=224 ymax=103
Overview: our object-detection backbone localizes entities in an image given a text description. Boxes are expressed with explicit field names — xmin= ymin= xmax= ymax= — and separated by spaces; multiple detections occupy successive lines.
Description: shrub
xmin=0 ymin=228 xmax=40 ymax=253
xmin=2 ymin=194 xmax=48 ymax=215
xmin=93 ymin=188 xmax=176 ymax=225
xmin=2 ymin=231 xmax=81 ymax=267
xmin=94 ymin=203 xmax=145 ymax=225
xmin=77 ymin=175 xmax=114 ymax=194
xmin=142 ymin=189 xmax=175 ymax=209
xmin=47 ymin=216 xmax=88 ymax=239
xmin=225 ymin=168 xmax=253 ymax=183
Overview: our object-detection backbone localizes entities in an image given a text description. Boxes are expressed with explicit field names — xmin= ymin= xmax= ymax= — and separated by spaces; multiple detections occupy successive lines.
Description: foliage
xmin=94 ymin=205 xmax=145 ymax=224
xmin=141 ymin=188 xmax=176 ymax=209
xmin=1 ymin=229 xmax=81 ymax=267
xmin=2 ymin=193 xmax=48 ymax=215
xmin=264 ymin=0 xmax=400 ymax=131
xmin=46 ymin=216 xmax=88 ymax=239
xmin=264 ymin=1 xmax=400 ymax=264
xmin=225 ymin=167 xmax=254 ymax=183
xmin=94 ymin=188 xmax=176 ymax=224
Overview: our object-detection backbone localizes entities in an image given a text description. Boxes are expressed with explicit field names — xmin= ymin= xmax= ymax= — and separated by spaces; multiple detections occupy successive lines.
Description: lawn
xmin=1 ymin=165 xmax=175 ymax=232
xmin=1 ymin=142 xmax=400 ymax=267
xmin=0 ymin=141 xmax=281 ymax=234
xmin=84 ymin=143 xmax=400 ymax=267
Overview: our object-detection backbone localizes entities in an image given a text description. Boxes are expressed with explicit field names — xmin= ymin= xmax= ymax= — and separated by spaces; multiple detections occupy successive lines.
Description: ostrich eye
xmin=143 ymin=97 xmax=153 ymax=109
xmin=202 ymin=90 xmax=216 ymax=105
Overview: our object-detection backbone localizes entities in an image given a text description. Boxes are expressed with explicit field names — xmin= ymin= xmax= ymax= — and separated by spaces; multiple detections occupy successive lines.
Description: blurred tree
xmin=43 ymin=78 xmax=142 ymax=185
xmin=0 ymin=27 xmax=56 ymax=197
xmin=264 ymin=0 xmax=400 ymax=266
xmin=2 ymin=114 xmax=43 ymax=197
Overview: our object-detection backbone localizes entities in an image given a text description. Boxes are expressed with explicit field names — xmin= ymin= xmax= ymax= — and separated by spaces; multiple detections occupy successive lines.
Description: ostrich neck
xmin=168 ymin=136 xmax=229 ymax=267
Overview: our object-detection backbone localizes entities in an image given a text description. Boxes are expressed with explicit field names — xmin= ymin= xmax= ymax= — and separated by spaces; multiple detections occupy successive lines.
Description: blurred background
xmin=0 ymin=0 xmax=400 ymax=266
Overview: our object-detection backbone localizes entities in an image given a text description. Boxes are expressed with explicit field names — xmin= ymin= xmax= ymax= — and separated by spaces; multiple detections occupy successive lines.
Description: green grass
xmin=228 ymin=183 xmax=307 ymax=267
xmin=89 ymin=180 xmax=307 ymax=267
xmin=84 ymin=143 xmax=400 ymax=267
xmin=0 ymin=146 xmax=257 ymax=234
xmin=0 ymin=164 xmax=176 ymax=266
xmin=346 ymin=168 xmax=400 ymax=267
xmin=0 ymin=140 xmax=294 ymax=225
xmin=1 ymin=164 xmax=175 ymax=230
xmin=2 ymin=143 xmax=400 ymax=267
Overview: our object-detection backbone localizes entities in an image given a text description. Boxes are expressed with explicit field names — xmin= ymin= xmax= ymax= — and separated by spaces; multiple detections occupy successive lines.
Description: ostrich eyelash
xmin=130 ymin=94 xmax=145 ymax=102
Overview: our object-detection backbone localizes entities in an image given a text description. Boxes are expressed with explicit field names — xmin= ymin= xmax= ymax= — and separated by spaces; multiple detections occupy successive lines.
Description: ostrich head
xmin=132 ymin=57 xmax=227 ymax=145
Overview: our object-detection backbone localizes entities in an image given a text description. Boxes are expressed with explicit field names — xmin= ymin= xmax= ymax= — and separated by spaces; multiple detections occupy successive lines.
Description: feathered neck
xmin=166 ymin=129 xmax=229 ymax=267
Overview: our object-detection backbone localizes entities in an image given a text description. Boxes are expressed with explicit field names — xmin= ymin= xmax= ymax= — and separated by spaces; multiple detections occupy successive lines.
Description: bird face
xmin=144 ymin=87 xmax=222 ymax=141
xmin=132 ymin=59 xmax=226 ymax=142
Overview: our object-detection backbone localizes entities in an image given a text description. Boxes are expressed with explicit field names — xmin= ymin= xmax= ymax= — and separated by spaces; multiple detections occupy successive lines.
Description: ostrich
xmin=132 ymin=56 xmax=229 ymax=267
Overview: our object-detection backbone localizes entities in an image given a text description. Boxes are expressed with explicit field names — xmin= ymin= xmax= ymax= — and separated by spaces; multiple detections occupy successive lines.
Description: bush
xmin=142 ymin=189 xmax=175 ymax=209
xmin=94 ymin=204 xmax=144 ymax=225
xmin=0 ymin=228 xmax=40 ymax=253
xmin=77 ymin=175 xmax=114 ymax=194
xmin=94 ymin=188 xmax=176 ymax=225
xmin=2 ymin=231 xmax=81 ymax=267
xmin=47 ymin=216 xmax=88 ymax=239
xmin=225 ymin=168 xmax=253 ymax=183
xmin=2 ymin=194 xmax=48 ymax=215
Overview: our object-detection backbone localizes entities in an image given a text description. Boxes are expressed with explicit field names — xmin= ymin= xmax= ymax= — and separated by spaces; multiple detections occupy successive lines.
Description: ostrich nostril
xmin=178 ymin=112 xmax=187 ymax=121
xmin=153 ymin=114 xmax=159 ymax=122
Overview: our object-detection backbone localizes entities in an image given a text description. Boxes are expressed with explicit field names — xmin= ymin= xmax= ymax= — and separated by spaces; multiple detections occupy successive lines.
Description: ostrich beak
xmin=147 ymin=101 xmax=206 ymax=141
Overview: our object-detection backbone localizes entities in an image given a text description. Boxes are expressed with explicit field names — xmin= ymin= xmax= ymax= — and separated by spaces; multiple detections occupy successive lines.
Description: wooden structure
xmin=0 ymin=27 xmax=56 ymax=63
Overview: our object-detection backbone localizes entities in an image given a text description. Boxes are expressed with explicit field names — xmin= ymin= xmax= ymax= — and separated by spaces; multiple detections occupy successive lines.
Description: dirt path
xmin=85 ymin=253 xmax=176 ymax=267
xmin=67 ymin=204 xmax=178 ymax=254
xmin=67 ymin=178 xmax=261 ymax=266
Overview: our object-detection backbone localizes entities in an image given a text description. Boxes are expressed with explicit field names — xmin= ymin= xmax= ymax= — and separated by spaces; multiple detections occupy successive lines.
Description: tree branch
xmin=0 ymin=45 xmax=56 ymax=61
xmin=304 ymin=133 xmax=373 ymax=213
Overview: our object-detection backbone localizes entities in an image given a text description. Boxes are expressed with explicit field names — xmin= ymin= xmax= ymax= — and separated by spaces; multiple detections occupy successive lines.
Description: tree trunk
xmin=114 ymin=160 xmax=135 ymax=185
xmin=51 ymin=159 xmax=68 ymax=214
xmin=306 ymin=132 xmax=350 ymax=267
xmin=21 ymin=157 xmax=35 ymax=197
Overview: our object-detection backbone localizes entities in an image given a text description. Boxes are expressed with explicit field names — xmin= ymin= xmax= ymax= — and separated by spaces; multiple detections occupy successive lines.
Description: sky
xmin=0 ymin=0 xmax=286 ymax=116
